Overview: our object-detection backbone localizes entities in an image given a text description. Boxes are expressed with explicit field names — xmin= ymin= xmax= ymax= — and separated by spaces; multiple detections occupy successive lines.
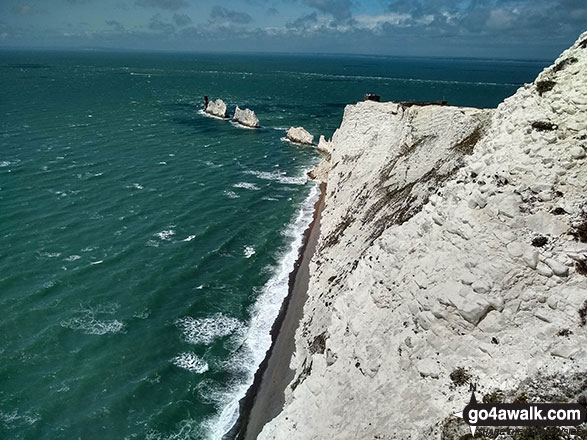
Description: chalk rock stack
xmin=286 ymin=127 xmax=314 ymax=145
xmin=308 ymin=135 xmax=333 ymax=183
xmin=205 ymin=98 xmax=227 ymax=118
xmin=233 ymin=106 xmax=260 ymax=128
xmin=261 ymin=31 xmax=587 ymax=439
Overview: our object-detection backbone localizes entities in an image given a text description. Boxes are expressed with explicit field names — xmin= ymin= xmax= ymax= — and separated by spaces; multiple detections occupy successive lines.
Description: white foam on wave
xmin=229 ymin=120 xmax=260 ymax=130
xmin=203 ymin=160 xmax=222 ymax=169
xmin=146 ymin=418 xmax=203 ymax=440
xmin=0 ymin=408 xmax=40 ymax=427
xmin=60 ymin=303 xmax=125 ymax=335
xmin=64 ymin=255 xmax=81 ymax=262
xmin=172 ymin=353 xmax=209 ymax=374
xmin=176 ymin=313 xmax=244 ymax=346
xmin=198 ymin=109 xmax=229 ymax=120
xmin=243 ymin=169 xmax=306 ymax=185
xmin=207 ymin=182 xmax=320 ymax=439
xmin=233 ymin=182 xmax=260 ymax=191
xmin=243 ymin=246 xmax=256 ymax=258
xmin=183 ymin=235 xmax=196 ymax=242
xmin=155 ymin=229 xmax=175 ymax=240
xmin=39 ymin=251 xmax=61 ymax=258
xmin=277 ymin=69 xmax=522 ymax=87
xmin=223 ymin=190 xmax=240 ymax=199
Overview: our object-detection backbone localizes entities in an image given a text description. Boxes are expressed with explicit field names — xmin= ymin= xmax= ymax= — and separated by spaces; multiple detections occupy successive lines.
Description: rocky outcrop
xmin=308 ymin=135 xmax=333 ymax=183
xmin=233 ymin=106 xmax=260 ymax=128
xmin=286 ymin=127 xmax=314 ymax=145
xmin=315 ymin=135 xmax=332 ymax=157
xmin=205 ymin=98 xmax=227 ymax=118
xmin=260 ymin=31 xmax=587 ymax=439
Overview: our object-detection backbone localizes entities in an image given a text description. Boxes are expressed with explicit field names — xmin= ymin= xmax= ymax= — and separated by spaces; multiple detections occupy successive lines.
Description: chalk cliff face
xmin=260 ymin=32 xmax=587 ymax=439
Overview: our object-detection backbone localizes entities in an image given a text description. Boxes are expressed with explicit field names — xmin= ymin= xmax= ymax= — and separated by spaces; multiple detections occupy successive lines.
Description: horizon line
xmin=0 ymin=45 xmax=554 ymax=64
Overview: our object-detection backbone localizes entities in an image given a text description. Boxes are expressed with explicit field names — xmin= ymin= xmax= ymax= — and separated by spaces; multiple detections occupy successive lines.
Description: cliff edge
xmin=259 ymin=31 xmax=587 ymax=439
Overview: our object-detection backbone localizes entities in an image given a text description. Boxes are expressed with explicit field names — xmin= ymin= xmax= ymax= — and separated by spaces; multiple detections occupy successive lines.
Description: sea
xmin=0 ymin=50 xmax=547 ymax=440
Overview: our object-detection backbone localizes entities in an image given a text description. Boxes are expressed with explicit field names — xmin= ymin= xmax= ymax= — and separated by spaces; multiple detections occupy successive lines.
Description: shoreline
xmin=225 ymin=182 xmax=326 ymax=440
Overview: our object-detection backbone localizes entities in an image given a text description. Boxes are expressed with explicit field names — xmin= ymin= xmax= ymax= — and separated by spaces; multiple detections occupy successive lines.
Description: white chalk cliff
xmin=233 ymin=106 xmax=260 ymax=128
xmin=260 ymin=32 xmax=587 ymax=439
xmin=286 ymin=126 xmax=314 ymax=145
xmin=205 ymin=98 xmax=228 ymax=118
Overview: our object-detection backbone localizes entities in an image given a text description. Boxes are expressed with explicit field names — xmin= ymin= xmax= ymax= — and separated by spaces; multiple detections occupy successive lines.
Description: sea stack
xmin=255 ymin=31 xmax=587 ymax=439
xmin=307 ymin=135 xmax=332 ymax=183
xmin=205 ymin=98 xmax=228 ymax=118
xmin=286 ymin=127 xmax=314 ymax=145
xmin=233 ymin=106 xmax=260 ymax=128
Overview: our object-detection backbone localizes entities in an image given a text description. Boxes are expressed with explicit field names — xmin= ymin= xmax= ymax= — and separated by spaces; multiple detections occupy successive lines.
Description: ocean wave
xmin=60 ymin=303 xmax=125 ymax=335
xmin=171 ymin=353 xmax=209 ymax=374
xmin=274 ymin=70 xmax=522 ymax=87
xmin=202 ymin=160 xmax=223 ymax=169
xmin=0 ymin=409 xmax=40 ymax=427
xmin=64 ymin=255 xmax=81 ymax=262
xmin=233 ymin=182 xmax=260 ymax=191
xmin=195 ymin=379 xmax=230 ymax=405
xmin=59 ymin=317 xmax=124 ymax=336
xmin=155 ymin=229 xmax=175 ymax=240
xmin=146 ymin=418 xmax=203 ymax=440
xmin=0 ymin=159 xmax=20 ymax=168
xmin=198 ymin=109 xmax=229 ymax=120
xmin=243 ymin=246 xmax=256 ymax=258
xmin=38 ymin=251 xmax=61 ymax=258
xmin=229 ymin=121 xmax=258 ymax=130
xmin=176 ymin=313 xmax=244 ymax=346
xmin=243 ymin=169 xmax=307 ymax=185
xmin=223 ymin=190 xmax=240 ymax=199
xmin=209 ymin=182 xmax=320 ymax=438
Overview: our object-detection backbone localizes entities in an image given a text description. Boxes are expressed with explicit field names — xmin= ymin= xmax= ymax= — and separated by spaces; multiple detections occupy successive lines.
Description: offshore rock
xmin=286 ymin=127 xmax=314 ymax=145
xmin=204 ymin=98 xmax=227 ymax=118
xmin=233 ymin=106 xmax=260 ymax=128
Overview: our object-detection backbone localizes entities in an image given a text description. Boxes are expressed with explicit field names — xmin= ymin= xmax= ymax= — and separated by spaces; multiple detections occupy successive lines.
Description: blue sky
xmin=1 ymin=0 xmax=585 ymax=58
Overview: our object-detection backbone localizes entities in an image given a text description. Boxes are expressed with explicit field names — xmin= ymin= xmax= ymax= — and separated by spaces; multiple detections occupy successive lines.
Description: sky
xmin=0 ymin=0 xmax=586 ymax=59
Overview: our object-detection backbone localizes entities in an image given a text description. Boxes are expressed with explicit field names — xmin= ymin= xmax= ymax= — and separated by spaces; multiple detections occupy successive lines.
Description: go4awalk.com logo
xmin=454 ymin=384 xmax=586 ymax=437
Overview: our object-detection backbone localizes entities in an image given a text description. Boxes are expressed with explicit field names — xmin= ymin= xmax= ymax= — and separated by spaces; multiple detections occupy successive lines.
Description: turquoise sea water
xmin=0 ymin=51 xmax=547 ymax=440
